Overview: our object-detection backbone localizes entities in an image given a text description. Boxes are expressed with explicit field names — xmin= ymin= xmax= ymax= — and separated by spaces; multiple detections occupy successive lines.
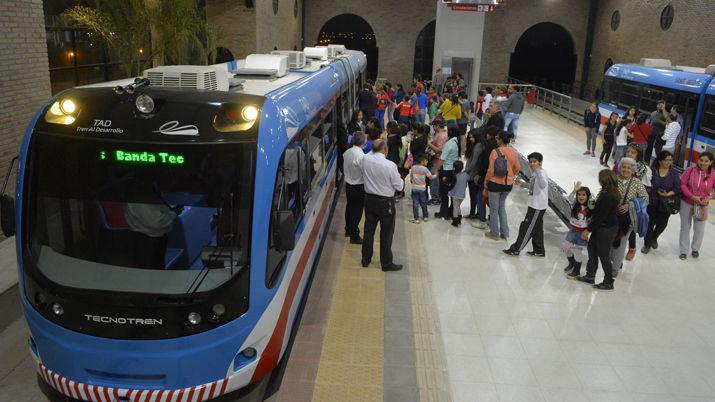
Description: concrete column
xmin=433 ymin=2 xmax=486 ymax=100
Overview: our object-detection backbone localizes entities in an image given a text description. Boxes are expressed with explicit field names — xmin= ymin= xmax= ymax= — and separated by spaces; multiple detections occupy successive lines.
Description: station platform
xmin=2 ymin=109 xmax=715 ymax=401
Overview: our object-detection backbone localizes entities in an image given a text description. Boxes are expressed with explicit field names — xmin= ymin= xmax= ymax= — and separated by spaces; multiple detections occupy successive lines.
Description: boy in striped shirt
xmin=409 ymin=154 xmax=436 ymax=223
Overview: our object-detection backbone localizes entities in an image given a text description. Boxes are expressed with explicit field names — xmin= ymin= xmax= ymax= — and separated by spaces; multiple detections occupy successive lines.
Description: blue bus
xmin=598 ymin=62 xmax=715 ymax=168
xmin=1 ymin=49 xmax=366 ymax=401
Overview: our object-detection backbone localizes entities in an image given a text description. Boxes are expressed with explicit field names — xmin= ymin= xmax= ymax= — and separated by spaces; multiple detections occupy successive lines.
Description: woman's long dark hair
xmin=598 ymin=169 xmax=621 ymax=201
xmin=350 ymin=110 xmax=363 ymax=124
xmin=465 ymin=128 xmax=478 ymax=159
xmin=571 ymin=186 xmax=592 ymax=219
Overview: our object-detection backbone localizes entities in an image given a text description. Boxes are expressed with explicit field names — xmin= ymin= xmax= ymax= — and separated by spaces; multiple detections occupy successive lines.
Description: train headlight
xmin=60 ymin=99 xmax=76 ymax=114
xmin=45 ymin=99 xmax=80 ymax=125
xmin=51 ymin=303 xmax=64 ymax=316
xmin=135 ymin=94 xmax=155 ymax=114
xmin=241 ymin=347 xmax=256 ymax=359
xmin=241 ymin=105 xmax=259 ymax=121
xmin=213 ymin=103 xmax=261 ymax=132
xmin=187 ymin=312 xmax=202 ymax=326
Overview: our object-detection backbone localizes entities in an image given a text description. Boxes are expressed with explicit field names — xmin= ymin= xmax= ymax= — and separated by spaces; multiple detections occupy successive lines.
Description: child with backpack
xmin=448 ymin=160 xmax=469 ymax=227
xmin=564 ymin=182 xmax=593 ymax=277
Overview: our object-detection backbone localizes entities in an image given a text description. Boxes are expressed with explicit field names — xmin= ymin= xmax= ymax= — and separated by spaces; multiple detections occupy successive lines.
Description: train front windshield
xmin=25 ymin=133 xmax=253 ymax=296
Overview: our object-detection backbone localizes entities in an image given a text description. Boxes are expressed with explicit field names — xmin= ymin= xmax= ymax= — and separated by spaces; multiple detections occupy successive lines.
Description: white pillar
xmin=433 ymin=2 xmax=486 ymax=100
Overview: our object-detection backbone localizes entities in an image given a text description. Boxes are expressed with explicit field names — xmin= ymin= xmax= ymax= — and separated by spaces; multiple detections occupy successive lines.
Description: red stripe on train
xmin=251 ymin=178 xmax=336 ymax=381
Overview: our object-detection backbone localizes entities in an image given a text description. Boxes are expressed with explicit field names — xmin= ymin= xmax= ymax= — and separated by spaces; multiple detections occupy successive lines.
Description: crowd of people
xmin=339 ymin=75 xmax=713 ymax=291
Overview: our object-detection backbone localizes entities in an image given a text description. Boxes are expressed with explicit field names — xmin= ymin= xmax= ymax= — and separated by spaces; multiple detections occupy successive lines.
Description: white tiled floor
xmin=417 ymin=109 xmax=715 ymax=401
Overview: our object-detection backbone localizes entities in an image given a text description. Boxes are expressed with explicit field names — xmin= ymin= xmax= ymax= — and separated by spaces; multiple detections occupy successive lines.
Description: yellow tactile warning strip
xmin=400 ymin=211 xmax=453 ymax=402
xmin=312 ymin=232 xmax=385 ymax=401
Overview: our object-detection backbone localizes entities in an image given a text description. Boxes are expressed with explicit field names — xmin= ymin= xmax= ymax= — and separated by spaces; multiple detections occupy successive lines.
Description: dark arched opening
xmin=413 ymin=20 xmax=436 ymax=81
xmin=318 ymin=14 xmax=377 ymax=79
xmin=214 ymin=47 xmax=234 ymax=64
xmin=509 ymin=22 xmax=576 ymax=93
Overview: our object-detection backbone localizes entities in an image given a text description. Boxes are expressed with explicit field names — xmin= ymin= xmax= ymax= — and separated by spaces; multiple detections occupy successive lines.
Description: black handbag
xmin=615 ymin=179 xmax=634 ymax=240
xmin=658 ymin=194 xmax=680 ymax=215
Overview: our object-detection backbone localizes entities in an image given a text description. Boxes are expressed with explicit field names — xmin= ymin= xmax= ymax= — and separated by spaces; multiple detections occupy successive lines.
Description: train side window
xmin=266 ymin=135 xmax=310 ymax=288
xmin=641 ymin=86 xmax=664 ymax=114
xmin=699 ymin=97 xmax=715 ymax=139
xmin=618 ymin=82 xmax=640 ymax=110
xmin=308 ymin=126 xmax=324 ymax=189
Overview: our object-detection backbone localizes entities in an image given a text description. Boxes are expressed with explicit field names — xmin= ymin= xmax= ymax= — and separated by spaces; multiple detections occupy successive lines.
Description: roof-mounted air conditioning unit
xmin=639 ymin=58 xmax=673 ymax=68
xmin=144 ymin=65 xmax=229 ymax=91
xmin=304 ymin=47 xmax=329 ymax=61
xmin=270 ymin=50 xmax=306 ymax=69
xmin=315 ymin=46 xmax=340 ymax=58
xmin=328 ymin=44 xmax=347 ymax=56
xmin=235 ymin=54 xmax=288 ymax=77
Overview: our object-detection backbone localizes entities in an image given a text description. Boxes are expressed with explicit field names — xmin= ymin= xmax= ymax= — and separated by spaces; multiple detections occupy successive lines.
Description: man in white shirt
xmin=662 ymin=114 xmax=681 ymax=155
xmin=503 ymin=152 xmax=549 ymax=257
xmin=483 ymin=87 xmax=493 ymax=114
xmin=361 ymin=139 xmax=404 ymax=271
xmin=343 ymin=131 xmax=366 ymax=244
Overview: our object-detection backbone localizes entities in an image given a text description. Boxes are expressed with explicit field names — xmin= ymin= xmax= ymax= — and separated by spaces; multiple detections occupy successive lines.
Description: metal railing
xmin=477 ymin=79 xmax=593 ymax=126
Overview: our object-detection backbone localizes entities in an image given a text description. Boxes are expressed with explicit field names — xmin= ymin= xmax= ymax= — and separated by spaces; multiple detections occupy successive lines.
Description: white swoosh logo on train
xmin=153 ymin=121 xmax=199 ymax=136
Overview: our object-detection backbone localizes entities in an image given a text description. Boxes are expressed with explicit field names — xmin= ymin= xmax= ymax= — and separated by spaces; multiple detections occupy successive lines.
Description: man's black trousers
xmin=361 ymin=194 xmax=395 ymax=267
xmin=344 ymin=183 xmax=365 ymax=237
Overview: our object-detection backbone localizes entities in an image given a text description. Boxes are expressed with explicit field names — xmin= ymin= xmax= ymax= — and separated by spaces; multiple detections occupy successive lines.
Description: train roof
xmin=606 ymin=63 xmax=713 ymax=94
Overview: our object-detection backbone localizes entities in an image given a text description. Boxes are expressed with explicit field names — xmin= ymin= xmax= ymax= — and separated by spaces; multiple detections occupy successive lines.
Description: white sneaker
xmin=470 ymin=221 xmax=487 ymax=229
xmin=422 ymin=217 xmax=429 ymax=222
xmin=411 ymin=219 xmax=421 ymax=224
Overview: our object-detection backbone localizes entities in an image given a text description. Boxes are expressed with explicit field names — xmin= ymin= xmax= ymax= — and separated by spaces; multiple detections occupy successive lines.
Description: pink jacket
xmin=681 ymin=166 xmax=715 ymax=206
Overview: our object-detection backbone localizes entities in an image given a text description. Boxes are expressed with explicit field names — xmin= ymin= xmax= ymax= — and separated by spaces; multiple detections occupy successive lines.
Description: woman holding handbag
xmin=609 ymin=157 xmax=649 ymax=277
xmin=642 ymin=150 xmax=680 ymax=254
xmin=678 ymin=151 xmax=715 ymax=260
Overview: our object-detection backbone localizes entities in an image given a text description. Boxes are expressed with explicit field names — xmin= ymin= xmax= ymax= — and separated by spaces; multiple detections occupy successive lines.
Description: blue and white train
xmin=598 ymin=60 xmax=715 ymax=168
xmin=1 ymin=48 xmax=366 ymax=401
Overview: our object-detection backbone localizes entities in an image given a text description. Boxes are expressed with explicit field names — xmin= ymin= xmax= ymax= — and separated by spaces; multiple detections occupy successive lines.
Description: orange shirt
xmin=486 ymin=146 xmax=521 ymax=186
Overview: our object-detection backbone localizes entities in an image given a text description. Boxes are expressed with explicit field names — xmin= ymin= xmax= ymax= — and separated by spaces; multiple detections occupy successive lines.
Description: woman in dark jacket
xmin=464 ymin=128 xmax=486 ymax=221
xmin=386 ymin=121 xmax=402 ymax=165
xmin=600 ymin=112 xmax=618 ymax=167
xmin=583 ymin=103 xmax=601 ymax=157
xmin=574 ymin=169 xmax=621 ymax=290
xmin=642 ymin=150 xmax=681 ymax=253
xmin=409 ymin=123 xmax=428 ymax=159
xmin=347 ymin=110 xmax=365 ymax=137
xmin=470 ymin=126 xmax=498 ymax=229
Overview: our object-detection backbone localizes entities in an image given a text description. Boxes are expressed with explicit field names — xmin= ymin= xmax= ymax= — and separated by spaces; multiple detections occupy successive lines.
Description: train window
xmin=618 ymin=82 xmax=640 ymax=109
xmin=602 ymin=77 xmax=616 ymax=104
xmin=266 ymin=134 xmax=310 ymax=287
xmin=699 ymin=97 xmax=715 ymax=139
xmin=641 ymin=86 xmax=664 ymax=114
xmin=308 ymin=126 xmax=324 ymax=188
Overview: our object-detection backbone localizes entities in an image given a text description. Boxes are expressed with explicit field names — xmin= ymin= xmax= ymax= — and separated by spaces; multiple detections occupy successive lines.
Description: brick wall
xmin=304 ymin=0 xmax=437 ymax=86
xmin=207 ymin=0 xmax=303 ymax=59
xmin=0 ymin=0 xmax=51 ymax=197
xmin=587 ymin=0 xmax=715 ymax=97
xmin=255 ymin=0 xmax=303 ymax=54
xmin=206 ymin=0 xmax=257 ymax=60
xmin=479 ymin=0 xmax=590 ymax=94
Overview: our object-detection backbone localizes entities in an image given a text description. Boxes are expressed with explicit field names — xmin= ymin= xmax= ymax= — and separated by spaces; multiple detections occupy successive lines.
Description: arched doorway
xmin=214 ymin=47 xmax=234 ymax=64
xmin=508 ymin=22 xmax=576 ymax=93
xmin=413 ymin=20 xmax=436 ymax=81
xmin=318 ymin=14 xmax=378 ymax=80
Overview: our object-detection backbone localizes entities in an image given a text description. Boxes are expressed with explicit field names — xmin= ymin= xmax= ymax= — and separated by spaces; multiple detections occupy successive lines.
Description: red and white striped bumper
xmin=37 ymin=361 xmax=229 ymax=402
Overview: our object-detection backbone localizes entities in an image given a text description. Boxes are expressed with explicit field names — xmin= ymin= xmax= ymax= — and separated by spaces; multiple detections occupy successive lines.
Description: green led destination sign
xmin=100 ymin=150 xmax=185 ymax=165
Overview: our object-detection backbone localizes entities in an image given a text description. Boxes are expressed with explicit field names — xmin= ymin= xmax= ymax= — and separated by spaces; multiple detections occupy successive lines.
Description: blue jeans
xmin=411 ymin=190 xmax=428 ymax=219
xmin=429 ymin=168 xmax=440 ymax=202
xmin=488 ymin=191 xmax=510 ymax=237
xmin=376 ymin=109 xmax=386 ymax=129
xmin=615 ymin=145 xmax=627 ymax=162
xmin=504 ymin=112 xmax=520 ymax=138
xmin=414 ymin=111 xmax=426 ymax=125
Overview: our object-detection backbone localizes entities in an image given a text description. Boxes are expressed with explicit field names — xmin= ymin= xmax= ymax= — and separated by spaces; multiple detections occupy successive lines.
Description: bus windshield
xmin=26 ymin=134 xmax=253 ymax=295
